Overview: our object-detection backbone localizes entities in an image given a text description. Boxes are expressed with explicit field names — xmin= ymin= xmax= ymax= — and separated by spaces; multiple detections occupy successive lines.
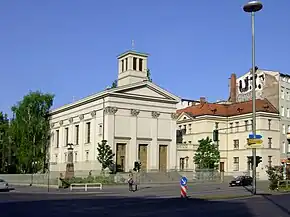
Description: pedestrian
xmin=128 ymin=176 xmax=134 ymax=192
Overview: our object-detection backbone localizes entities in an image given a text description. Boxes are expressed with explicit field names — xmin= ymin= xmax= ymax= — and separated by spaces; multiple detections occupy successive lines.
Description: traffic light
xmin=256 ymin=156 xmax=262 ymax=167
xmin=213 ymin=130 xmax=219 ymax=142
xmin=247 ymin=156 xmax=262 ymax=168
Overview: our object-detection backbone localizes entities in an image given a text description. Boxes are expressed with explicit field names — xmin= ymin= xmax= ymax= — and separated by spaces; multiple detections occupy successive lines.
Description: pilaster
xmin=170 ymin=113 xmax=178 ymax=170
xmin=150 ymin=111 xmax=160 ymax=171
xmin=104 ymin=106 xmax=118 ymax=152
xmin=130 ymin=109 xmax=140 ymax=169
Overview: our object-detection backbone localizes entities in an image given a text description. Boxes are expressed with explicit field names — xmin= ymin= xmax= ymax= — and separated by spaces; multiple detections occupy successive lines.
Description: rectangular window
xmin=65 ymin=127 xmax=69 ymax=146
xmin=75 ymin=125 xmax=79 ymax=145
xmin=268 ymin=137 xmax=272 ymax=148
xmin=268 ymin=156 xmax=272 ymax=167
xmin=287 ymin=108 xmax=290 ymax=118
xmin=283 ymin=124 xmax=286 ymax=134
xmin=74 ymin=152 xmax=78 ymax=162
xmin=56 ymin=130 xmax=59 ymax=148
xmin=283 ymin=141 xmax=286 ymax=153
xmin=230 ymin=123 xmax=233 ymax=133
xmin=268 ymin=119 xmax=271 ymax=130
xmin=86 ymin=122 xmax=91 ymax=143
xmin=288 ymin=125 xmax=290 ymax=134
xmin=288 ymin=142 xmax=290 ymax=153
xmin=250 ymin=119 xmax=253 ymax=131
xmin=245 ymin=120 xmax=249 ymax=131
xmin=233 ymin=157 xmax=239 ymax=171
xmin=85 ymin=150 xmax=89 ymax=161
xmin=139 ymin=58 xmax=143 ymax=71
xmin=281 ymin=106 xmax=285 ymax=116
xmin=233 ymin=140 xmax=239 ymax=149
xmin=281 ymin=89 xmax=285 ymax=99
xmin=64 ymin=152 xmax=67 ymax=162
xmin=133 ymin=57 xmax=137 ymax=70
xmin=125 ymin=58 xmax=128 ymax=70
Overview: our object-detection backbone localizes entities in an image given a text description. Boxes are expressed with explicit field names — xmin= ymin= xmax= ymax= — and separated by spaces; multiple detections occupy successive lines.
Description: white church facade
xmin=49 ymin=50 xmax=180 ymax=175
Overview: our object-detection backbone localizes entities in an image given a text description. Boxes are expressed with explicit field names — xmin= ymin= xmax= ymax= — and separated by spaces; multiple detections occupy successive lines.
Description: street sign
xmin=180 ymin=176 xmax=188 ymax=186
xmin=247 ymin=138 xmax=263 ymax=145
xmin=246 ymin=138 xmax=263 ymax=149
xmin=248 ymin=134 xmax=262 ymax=139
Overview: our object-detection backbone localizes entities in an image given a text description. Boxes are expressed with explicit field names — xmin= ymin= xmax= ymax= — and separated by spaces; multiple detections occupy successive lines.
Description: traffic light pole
xmin=251 ymin=11 xmax=257 ymax=195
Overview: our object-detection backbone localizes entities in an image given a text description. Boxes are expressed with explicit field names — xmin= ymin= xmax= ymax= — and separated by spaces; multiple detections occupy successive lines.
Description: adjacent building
xmin=176 ymin=97 xmax=280 ymax=180
xmin=236 ymin=70 xmax=290 ymax=163
xmin=49 ymin=50 xmax=180 ymax=176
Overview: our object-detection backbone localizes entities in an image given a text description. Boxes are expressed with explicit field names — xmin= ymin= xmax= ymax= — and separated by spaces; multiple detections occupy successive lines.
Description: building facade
xmin=176 ymin=97 xmax=280 ymax=180
xmin=235 ymin=70 xmax=290 ymax=162
xmin=49 ymin=50 xmax=180 ymax=175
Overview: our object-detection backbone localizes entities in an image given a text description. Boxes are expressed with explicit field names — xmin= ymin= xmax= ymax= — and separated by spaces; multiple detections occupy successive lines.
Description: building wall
xmin=49 ymin=93 xmax=178 ymax=174
xmin=176 ymin=112 xmax=280 ymax=180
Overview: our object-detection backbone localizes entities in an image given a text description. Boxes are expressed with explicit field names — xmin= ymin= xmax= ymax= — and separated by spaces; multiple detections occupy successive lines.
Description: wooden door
xmin=159 ymin=145 xmax=167 ymax=172
xmin=138 ymin=144 xmax=148 ymax=171
xmin=116 ymin=143 xmax=126 ymax=172
xmin=220 ymin=162 xmax=225 ymax=172
xmin=180 ymin=158 xmax=185 ymax=171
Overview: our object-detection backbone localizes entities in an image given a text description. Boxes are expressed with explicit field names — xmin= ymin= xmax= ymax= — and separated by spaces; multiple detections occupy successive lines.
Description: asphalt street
xmin=1 ymin=193 xmax=290 ymax=216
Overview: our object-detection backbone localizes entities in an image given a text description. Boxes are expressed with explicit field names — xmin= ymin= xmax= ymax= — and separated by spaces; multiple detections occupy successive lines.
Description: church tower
xmin=117 ymin=50 xmax=149 ymax=87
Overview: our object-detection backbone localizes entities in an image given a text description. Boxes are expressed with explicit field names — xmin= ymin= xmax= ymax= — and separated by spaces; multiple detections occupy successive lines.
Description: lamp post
xmin=243 ymin=0 xmax=263 ymax=195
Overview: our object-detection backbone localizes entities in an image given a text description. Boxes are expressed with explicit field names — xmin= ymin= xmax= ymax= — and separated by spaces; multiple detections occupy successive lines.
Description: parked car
xmin=229 ymin=175 xmax=253 ymax=187
xmin=0 ymin=179 xmax=9 ymax=191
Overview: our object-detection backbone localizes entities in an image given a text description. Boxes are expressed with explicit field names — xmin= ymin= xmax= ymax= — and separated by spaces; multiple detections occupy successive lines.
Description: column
xmin=150 ymin=111 xmax=160 ymax=171
xmin=104 ymin=106 xmax=118 ymax=151
xmin=170 ymin=113 xmax=178 ymax=170
xmin=130 ymin=109 xmax=140 ymax=169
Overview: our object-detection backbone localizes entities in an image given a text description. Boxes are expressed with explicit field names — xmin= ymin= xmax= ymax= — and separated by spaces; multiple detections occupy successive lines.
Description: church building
xmin=49 ymin=50 xmax=180 ymax=175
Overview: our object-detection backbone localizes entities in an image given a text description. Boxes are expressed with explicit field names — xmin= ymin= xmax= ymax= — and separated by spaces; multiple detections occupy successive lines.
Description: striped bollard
xmin=180 ymin=176 xmax=188 ymax=198
xmin=181 ymin=185 xmax=187 ymax=198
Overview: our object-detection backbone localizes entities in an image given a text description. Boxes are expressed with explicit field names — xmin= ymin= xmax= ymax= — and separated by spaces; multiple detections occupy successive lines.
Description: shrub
xmin=266 ymin=165 xmax=283 ymax=190
xmin=64 ymin=175 xmax=115 ymax=185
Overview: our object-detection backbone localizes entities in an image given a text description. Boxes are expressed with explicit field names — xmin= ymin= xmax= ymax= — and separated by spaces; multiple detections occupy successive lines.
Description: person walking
xmin=128 ymin=175 xmax=134 ymax=192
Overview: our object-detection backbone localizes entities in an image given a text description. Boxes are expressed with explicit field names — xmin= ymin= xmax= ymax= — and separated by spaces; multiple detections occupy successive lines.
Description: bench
xmin=70 ymin=183 xmax=103 ymax=191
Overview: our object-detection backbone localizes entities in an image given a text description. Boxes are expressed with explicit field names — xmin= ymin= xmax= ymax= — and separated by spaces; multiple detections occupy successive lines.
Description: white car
xmin=0 ymin=179 xmax=9 ymax=191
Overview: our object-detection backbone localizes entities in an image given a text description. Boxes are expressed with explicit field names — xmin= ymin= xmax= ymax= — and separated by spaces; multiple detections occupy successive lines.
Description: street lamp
xmin=243 ymin=0 xmax=263 ymax=195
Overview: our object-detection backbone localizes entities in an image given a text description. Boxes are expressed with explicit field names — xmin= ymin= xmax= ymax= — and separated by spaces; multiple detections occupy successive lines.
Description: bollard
xmin=180 ymin=185 xmax=187 ymax=198
xmin=180 ymin=176 xmax=188 ymax=198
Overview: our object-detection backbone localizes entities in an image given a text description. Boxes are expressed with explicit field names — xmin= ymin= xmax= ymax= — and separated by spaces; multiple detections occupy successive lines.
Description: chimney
xmin=200 ymin=97 xmax=206 ymax=105
xmin=229 ymin=73 xmax=237 ymax=103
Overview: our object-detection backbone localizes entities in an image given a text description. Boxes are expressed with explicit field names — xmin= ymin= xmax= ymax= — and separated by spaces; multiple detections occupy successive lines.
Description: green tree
xmin=111 ymin=80 xmax=117 ymax=88
xmin=97 ymin=140 xmax=115 ymax=172
xmin=147 ymin=69 xmax=152 ymax=82
xmin=194 ymin=137 xmax=220 ymax=169
xmin=11 ymin=91 xmax=54 ymax=173
xmin=0 ymin=112 xmax=10 ymax=173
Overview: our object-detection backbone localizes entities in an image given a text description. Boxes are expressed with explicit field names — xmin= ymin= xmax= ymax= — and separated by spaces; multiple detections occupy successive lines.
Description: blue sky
xmin=0 ymin=0 xmax=289 ymax=116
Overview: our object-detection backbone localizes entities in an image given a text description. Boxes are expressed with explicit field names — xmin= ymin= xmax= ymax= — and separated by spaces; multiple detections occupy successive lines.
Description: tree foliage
xmin=147 ymin=69 xmax=152 ymax=82
xmin=97 ymin=140 xmax=115 ymax=172
xmin=194 ymin=137 xmax=220 ymax=169
xmin=10 ymin=91 xmax=54 ymax=173
xmin=0 ymin=112 xmax=10 ymax=173
xmin=266 ymin=165 xmax=284 ymax=190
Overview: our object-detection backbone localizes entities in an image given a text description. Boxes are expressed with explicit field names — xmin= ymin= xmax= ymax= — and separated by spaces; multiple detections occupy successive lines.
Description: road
xmin=1 ymin=193 xmax=290 ymax=216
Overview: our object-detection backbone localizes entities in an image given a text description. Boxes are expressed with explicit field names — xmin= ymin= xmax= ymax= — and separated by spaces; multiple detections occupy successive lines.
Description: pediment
xmin=177 ymin=112 xmax=193 ymax=122
xmin=112 ymin=82 xmax=180 ymax=102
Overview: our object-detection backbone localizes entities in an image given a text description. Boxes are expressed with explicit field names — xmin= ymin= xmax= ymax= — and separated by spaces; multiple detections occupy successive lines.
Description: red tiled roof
xmin=177 ymin=99 xmax=278 ymax=117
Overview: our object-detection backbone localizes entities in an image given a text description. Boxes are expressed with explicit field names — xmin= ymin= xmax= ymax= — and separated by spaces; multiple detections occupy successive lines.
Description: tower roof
xmin=117 ymin=50 xmax=149 ymax=59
